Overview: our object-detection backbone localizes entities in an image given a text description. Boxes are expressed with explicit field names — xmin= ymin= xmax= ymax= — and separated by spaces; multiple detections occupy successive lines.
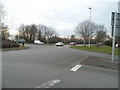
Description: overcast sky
xmin=3 ymin=0 xmax=119 ymax=37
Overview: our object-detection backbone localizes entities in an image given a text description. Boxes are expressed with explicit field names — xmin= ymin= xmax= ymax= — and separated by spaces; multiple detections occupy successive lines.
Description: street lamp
xmin=88 ymin=7 xmax=92 ymax=48
xmin=11 ymin=20 xmax=13 ymax=31
xmin=89 ymin=7 xmax=91 ymax=20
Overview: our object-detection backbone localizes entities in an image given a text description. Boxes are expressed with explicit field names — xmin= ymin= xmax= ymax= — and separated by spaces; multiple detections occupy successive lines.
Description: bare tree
xmin=70 ymin=34 xmax=76 ymax=42
xmin=47 ymin=27 xmax=57 ymax=37
xmin=37 ymin=24 xmax=42 ymax=41
xmin=75 ymin=20 xmax=96 ymax=46
xmin=24 ymin=25 xmax=30 ymax=41
xmin=95 ymin=25 xmax=107 ymax=43
xmin=18 ymin=24 xmax=38 ymax=43
xmin=45 ymin=26 xmax=57 ymax=44
xmin=38 ymin=25 xmax=57 ymax=43
xmin=18 ymin=24 xmax=25 ymax=38
xmin=95 ymin=25 xmax=107 ymax=48
xmin=18 ymin=24 xmax=29 ymax=40
xmin=0 ymin=4 xmax=8 ymax=40
xmin=1 ymin=24 xmax=9 ymax=40
xmin=18 ymin=24 xmax=58 ymax=43
xmin=0 ymin=4 xmax=6 ymax=23
xmin=28 ymin=24 xmax=38 ymax=42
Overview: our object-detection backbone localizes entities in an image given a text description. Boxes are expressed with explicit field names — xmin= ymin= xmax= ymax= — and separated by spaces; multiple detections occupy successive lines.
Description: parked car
xmin=115 ymin=44 xmax=118 ymax=47
xmin=55 ymin=42 xmax=64 ymax=46
xmin=15 ymin=38 xmax=26 ymax=43
xmin=70 ymin=42 xmax=76 ymax=46
xmin=34 ymin=40 xmax=44 ymax=45
xmin=14 ymin=38 xmax=26 ymax=45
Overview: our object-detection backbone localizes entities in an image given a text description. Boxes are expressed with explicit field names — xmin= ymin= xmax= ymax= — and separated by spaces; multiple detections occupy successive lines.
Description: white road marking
xmin=70 ymin=65 xmax=82 ymax=72
xmin=35 ymin=79 xmax=60 ymax=88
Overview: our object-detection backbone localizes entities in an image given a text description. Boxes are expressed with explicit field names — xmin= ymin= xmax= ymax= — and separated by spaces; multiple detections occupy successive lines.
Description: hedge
xmin=2 ymin=40 xmax=20 ymax=48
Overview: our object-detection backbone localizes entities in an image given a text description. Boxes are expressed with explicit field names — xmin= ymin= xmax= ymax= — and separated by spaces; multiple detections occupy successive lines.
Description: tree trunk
xmin=96 ymin=42 xmax=99 ymax=49
xmin=84 ymin=38 xmax=86 ymax=47
xmin=30 ymin=34 xmax=32 ymax=43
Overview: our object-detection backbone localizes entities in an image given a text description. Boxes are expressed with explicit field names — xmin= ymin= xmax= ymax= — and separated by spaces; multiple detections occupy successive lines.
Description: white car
xmin=34 ymin=40 xmax=44 ymax=45
xmin=115 ymin=44 xmax=118 ymax=47
xmin=55 ymin=42 xmax=64 ymax=46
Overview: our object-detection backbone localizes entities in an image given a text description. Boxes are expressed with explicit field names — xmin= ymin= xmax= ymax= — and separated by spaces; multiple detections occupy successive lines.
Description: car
xmin=115 ymin=44 xmax=119 ymax=47
xmin=55 ymin=42 xmax=64 ymax=46
xmin=70 ymin=42 xmax=76 ymax=46
xmin=34 ymin=40 xmax=44 ymax=45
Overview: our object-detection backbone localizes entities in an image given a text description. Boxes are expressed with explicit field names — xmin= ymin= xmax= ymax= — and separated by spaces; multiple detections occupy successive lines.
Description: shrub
xmin=104 ymin=40 xmax=112 ymax=47
xmin=2 ymin=40 xmax=20 ymax=48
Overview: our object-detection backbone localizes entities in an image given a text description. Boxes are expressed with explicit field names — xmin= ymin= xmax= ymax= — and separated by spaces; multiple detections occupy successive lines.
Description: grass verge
xmin=2 ymin=45 xmax=29 ymax=51
xmin=69 ymin=46 xmax=120 ymax=55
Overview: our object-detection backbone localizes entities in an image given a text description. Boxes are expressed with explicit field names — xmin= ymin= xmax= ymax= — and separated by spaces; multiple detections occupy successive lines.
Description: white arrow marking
xmin=35 ymin=79 xmax=60 ymax=88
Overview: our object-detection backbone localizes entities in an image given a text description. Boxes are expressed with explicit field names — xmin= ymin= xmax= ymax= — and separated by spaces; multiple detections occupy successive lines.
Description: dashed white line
xmin=70 ymin=65 xmax=82 ymax=72
xmin=35 ymin=79 xmax=60 ymax=88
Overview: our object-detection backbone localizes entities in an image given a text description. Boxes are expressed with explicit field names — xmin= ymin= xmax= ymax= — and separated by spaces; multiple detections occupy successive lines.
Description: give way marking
xmin=70 ymin=65 xmax=82 ymax=72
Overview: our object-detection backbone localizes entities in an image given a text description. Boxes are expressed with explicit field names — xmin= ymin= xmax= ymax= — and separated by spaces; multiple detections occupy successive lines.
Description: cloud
xmin=3 ymin=0 xmax=119 ymax=36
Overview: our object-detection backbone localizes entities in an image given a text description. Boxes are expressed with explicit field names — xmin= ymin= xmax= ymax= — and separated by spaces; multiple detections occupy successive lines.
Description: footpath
xmin=80 ymin=56 xmax=119 ymax=70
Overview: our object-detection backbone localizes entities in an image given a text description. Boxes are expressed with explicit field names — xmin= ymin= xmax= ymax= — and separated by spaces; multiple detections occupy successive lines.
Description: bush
xmin=2 ymin=40 xmax=20 ymax=48
xmin=104 ymin=40 xmax=112 ymax=47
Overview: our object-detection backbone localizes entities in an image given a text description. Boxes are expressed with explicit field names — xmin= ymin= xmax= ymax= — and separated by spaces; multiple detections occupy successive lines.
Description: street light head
xmin=89 ymin=7 xmax=91 ymax=9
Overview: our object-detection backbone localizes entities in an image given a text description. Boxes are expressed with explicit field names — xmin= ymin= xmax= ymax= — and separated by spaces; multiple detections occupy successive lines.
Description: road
xmin=2 ymin=44 xmax=118 ymax=88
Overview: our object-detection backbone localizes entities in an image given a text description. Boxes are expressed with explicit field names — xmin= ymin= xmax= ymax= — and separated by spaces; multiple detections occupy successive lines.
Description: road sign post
xmin=112 ymin=11 xmax=117 ymax=62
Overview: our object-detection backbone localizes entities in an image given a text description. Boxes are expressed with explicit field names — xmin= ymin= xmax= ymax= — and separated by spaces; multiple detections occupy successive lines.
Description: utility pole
xmin=0 ymin=0 xmax=2 ymax=23
xmin=0 ymin=0 xmax=2 ymax=90
xmin=11 ymin=20 xmax=13 ymax=31
xmin=112 ymin=11 xmax=117 ymax=62
xmin=88 ymin=7 xmax=91 ymax=48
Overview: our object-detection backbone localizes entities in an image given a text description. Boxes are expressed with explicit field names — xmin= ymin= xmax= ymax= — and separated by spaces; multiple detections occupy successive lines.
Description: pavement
xmin=2 ymin=44 xmax=119 ymax=88
xmin=80 ymin=56 xmax=119 ymax=70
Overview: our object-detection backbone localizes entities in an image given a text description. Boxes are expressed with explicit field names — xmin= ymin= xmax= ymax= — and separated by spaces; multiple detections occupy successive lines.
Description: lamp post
xmin=88 ymin=7 xmax=91 ymax=48
xmin=11 ymin=20 xmax=13 ymax=31
xmin=112 ymin=11 xmax=117 ymax=62
xmin=89 ymin=7 xmax=91 ymax=20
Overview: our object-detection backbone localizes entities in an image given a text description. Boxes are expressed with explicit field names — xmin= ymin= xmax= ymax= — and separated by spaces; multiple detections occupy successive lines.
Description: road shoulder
xmin=80 ymin=56 xmax=119 ymax=70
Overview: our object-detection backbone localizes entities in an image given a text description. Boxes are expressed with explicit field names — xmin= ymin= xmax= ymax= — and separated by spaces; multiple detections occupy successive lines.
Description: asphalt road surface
xmin=2 ymin=44 xmax=118 ymax=88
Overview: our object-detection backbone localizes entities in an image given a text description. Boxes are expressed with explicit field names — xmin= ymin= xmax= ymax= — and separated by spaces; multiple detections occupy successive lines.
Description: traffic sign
xmin=111 ymin=12 xmax=120 ymax=36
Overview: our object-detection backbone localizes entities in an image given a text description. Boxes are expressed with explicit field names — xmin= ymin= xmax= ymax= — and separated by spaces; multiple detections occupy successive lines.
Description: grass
xmin=69 ymin=45 xmax=120 ymax=55
xmin=2 ymin=45 xmax=29 ymax=51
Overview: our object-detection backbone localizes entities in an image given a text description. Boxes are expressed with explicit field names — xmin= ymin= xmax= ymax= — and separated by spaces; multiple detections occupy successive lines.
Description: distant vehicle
xmin=34 ymin=40 xmax=44 ymax=45
xmin=70 ymin=42 xmax=76 ymax=46
xmin=55 ymin=42 xmax=64 ymax=46
xmin=115 ymin=44 xmax=118 ymax=47
xmin=14 ymin=38 xmax=26 ymax=45
xmin=99 ymin=43 xmax=102 ymax=45
xmin=15 ymin=38 xmax=26 ymax=43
